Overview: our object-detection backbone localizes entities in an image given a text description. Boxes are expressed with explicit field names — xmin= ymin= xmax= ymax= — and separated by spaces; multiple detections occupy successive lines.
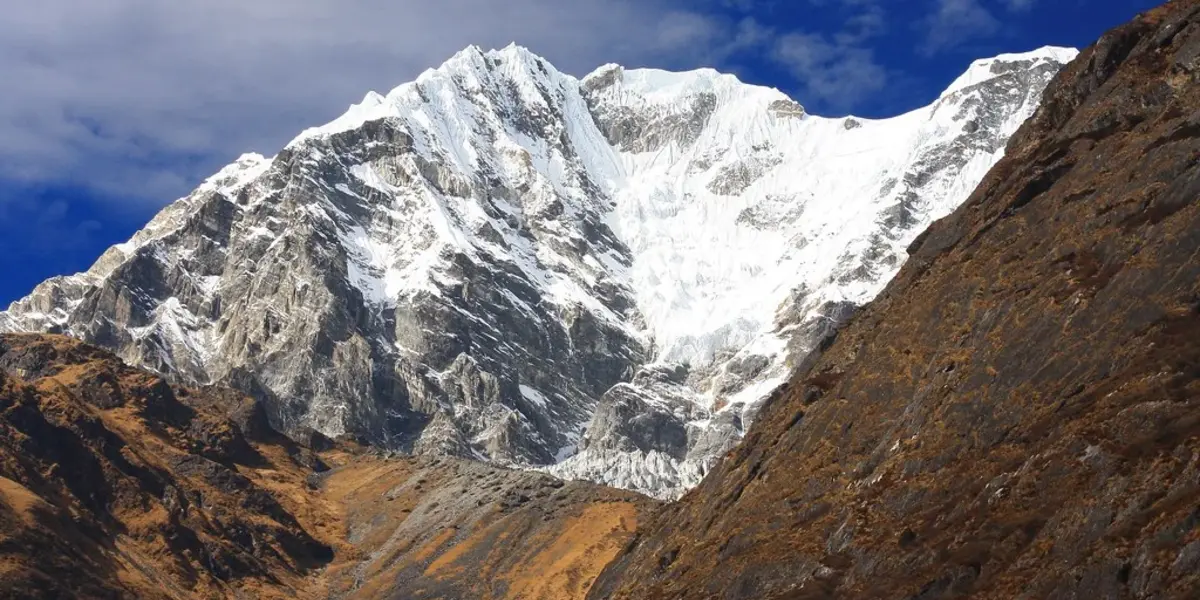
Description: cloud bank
xmin=1 ymin=0 xmax=736 ymax=202
xmin=0 ymin=0 xmax=1026 ymax=206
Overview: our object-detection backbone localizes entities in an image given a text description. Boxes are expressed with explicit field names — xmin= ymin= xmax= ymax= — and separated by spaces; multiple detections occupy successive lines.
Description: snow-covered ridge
xmin=291 ymin=44 xmax=577 ymax=148
xmin=941 ymin=46 xmax=1078 ymax=98
xmin=197 ymin=152 xmax=273 ymax=194
xmin=1 ymin=43 xmax=1077 ymax=499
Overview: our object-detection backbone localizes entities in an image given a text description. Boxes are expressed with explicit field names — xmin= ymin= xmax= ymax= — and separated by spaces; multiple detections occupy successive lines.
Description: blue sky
xmin=0 ymin=0 xmax=1159 ymax=307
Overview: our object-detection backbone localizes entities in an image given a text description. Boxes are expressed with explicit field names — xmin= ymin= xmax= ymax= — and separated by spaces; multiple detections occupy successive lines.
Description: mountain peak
xmin=594 ymin=3 xmax=1200 ymax=592
xmin=441 ymin=43 xmax=554 ymax=77
xmin=288 ymin=44 xmax=571 ymax=148
xmin=583 ymin=62 xmax=762 ymax=102
xmin=487 ymin=42 xmax=541 ymax=61
xmin=197 ymin=152 xmax=272 ymax=195
xmin=1 ymin=42 xmax=1075 ymax=498
xmin=941 ymin=45 xmax=1079 ymax=98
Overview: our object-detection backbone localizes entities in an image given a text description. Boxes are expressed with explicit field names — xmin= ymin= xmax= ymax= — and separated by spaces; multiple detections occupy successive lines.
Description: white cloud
xmin=0 ymin=0 xmax=731 ymax=203
xmin=918 ymin=0 xmax=1001 ymax=56
xmin=760 ymin=2 xmax=888 ymax=111
xmin=1001 ymin=0 xmax=1036 ymax=12
xmin=771 ymin=32 xmax=887 ymax=108
xmin=836 ymin=4 xmax=887 ymax=45
xmin=0 ymin=0 xmax=907 ymax=205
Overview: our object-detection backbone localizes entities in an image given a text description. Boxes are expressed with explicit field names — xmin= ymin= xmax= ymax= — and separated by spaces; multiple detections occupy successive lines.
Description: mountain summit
xmin=0 ymin=44 xmax=1075 ymax=497
xmin=591 ymin=1 xmax=1200 ymax=594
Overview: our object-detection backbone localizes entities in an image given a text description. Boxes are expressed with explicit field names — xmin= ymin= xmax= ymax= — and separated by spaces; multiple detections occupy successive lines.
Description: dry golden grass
xmin=0 ymin=477 xmax=45 ymax=527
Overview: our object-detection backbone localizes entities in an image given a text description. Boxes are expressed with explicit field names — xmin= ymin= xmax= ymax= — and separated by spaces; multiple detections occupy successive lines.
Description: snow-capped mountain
xmin=0 ymin=44 xmax=1076 ymax=498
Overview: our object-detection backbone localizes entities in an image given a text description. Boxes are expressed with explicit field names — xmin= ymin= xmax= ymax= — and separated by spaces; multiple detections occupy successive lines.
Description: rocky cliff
xmin=0 ymin=333 xmax=655 ymax=599
xmin=0 ymin=46 xmax=1073 ymax=498
xmin=590 ymin=1 xmax=1200 ymax=598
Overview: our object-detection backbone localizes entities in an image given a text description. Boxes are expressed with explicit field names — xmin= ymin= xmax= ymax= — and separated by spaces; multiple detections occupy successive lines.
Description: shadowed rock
xmin=590 ymin=3 xmax=1200 ymax=598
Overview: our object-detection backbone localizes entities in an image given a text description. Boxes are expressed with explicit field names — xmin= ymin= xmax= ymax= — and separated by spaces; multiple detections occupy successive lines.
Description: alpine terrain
xmin=0 ymin=43 xmax=1075 ymax=498
xmin=1 ymin=2 xmax=1197 ymax=599
xmin=0 ymin=333 xmax=655 ymax=599
xmin=590 ymin=0 xmax=1200 ymax=597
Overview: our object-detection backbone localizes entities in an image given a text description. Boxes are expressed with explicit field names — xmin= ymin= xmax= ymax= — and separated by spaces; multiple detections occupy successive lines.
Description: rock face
xmin=319 ymin=454 xmax=652 ymax=600
xmin=0 ymin=333 xmax=334 ymax=599
xmin=590 ymin=2 xmax=1200 ymax=598
xmin=0 ymin=333 xmax=656 ymax=600
xmin=0 ymin=45 xmax=1074 ymax=497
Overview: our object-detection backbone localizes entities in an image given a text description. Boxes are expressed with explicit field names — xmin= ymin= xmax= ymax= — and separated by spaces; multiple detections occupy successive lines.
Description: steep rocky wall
xmin=0 ymin=333 xmax=334 ymax=599
xmin=590 ymin=2 xmax=1200 ymax=598
xmin=0 ymin=333 xmax=657 ymax=600
xmin=319 ymin=456 xmax=650 ymax=599
xmin=0 ymin=46 xmax=1074 ymax=498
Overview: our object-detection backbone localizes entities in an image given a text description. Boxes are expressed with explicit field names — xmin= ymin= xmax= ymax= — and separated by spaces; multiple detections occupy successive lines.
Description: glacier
xmin=0 ymin=44 xmax=1077 ymax=498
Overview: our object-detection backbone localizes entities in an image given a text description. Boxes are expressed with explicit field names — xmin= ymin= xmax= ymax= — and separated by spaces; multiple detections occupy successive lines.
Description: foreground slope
xmin=0 ymin=334 xmax=334 ymax=598
xmin=0 ymin=333 xmax=653 ymax=599
xmin=0 ymin=46 xmax=1072 ymax=497
xmin=591 ymin=2 xmax=1200 ymax=598
xmin=319 ymin=456 xmax=649 ymax=599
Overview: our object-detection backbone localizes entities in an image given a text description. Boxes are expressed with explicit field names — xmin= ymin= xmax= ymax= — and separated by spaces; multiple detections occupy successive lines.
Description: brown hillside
xmin=0 ymin=333 xmax=655 ymax=599
xmin=590 ymin=1 xmax=1200 ymax=599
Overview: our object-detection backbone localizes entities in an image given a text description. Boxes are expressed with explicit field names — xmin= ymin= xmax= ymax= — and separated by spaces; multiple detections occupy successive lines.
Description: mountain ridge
xmin=589 ymin=0 xmax=1200 ymax=595
xmin=2 ymin=3 xmax=1198 ymax=597
xmin=1 ymin=43 xmax=1075 ymax=498
xmin=0 ymin=332 xmax=655 ymax=599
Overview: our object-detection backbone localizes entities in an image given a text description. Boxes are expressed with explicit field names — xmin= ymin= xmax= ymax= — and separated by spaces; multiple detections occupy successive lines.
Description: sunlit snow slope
xmin=0 ymin=44 xmax=1076 ymax=498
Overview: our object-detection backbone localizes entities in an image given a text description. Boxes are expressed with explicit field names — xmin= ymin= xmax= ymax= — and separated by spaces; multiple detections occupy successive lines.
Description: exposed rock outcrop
xmin=0 ymin=45 xmax=1074 ymax=497
xmin=0 ymin=333 xmax=333 ymax=599
xmin=591 ymin=2 xmax=1200 ymax=598
xmin=0 ymin=333 xmax=656 ymax=599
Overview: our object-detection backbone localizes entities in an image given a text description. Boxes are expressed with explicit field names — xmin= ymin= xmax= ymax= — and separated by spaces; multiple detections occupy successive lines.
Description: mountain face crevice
xmin=589 ymin=2 xmax=1200 ymax=597
xmin=1 ymin=44 xmax=1074 ymax=498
